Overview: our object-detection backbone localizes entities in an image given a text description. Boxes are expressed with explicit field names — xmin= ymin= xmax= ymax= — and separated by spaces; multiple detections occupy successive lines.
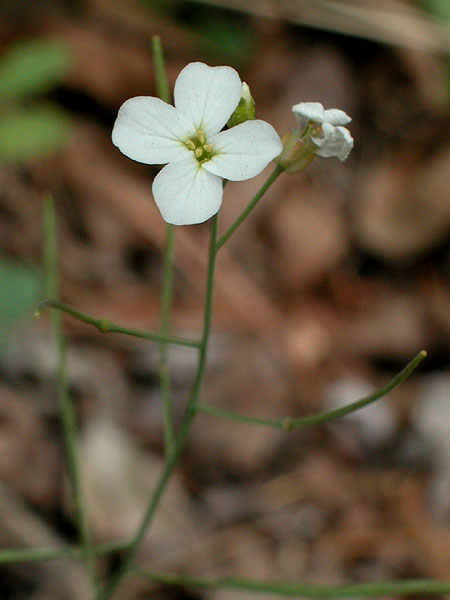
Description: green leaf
xmin=0 ymin=104 xmax=71 ymax=162
xmin=422 ymin=0 xmax=450 ymax=21
xmin=0 ymin=39 xmax=71 ymax=101
xmin=195 ymin=17 xmax=254 ymax=65
xmin=0 ymin=254 xmax=42 ymax=345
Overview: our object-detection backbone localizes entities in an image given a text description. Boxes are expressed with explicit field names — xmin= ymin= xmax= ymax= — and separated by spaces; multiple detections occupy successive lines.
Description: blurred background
xmin=0 ymin=0 xmax=450 ymax=598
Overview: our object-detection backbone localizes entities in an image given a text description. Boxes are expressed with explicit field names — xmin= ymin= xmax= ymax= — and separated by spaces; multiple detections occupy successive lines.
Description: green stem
xmin=134 ymin=570 xmax=450 ymax=598
xmin=152 ymin=34 xmax=176 ymax=458
xmin=43 ymin=194 xmax=59 ymax=302
xmin=196 ymin=350 xmax=426 ymax=430
xmin=37 ymin=300 xmax=200 ymax=349
xmin=95 ymin=215 xmax=219 ymax=600
xmin=159 ymin=224 xmax=176 ymax=457
xmin=216 ymin=165 xmax=284 ymax=250
xmin=3 ymin=547 xmax=448 ymax=600
xmin=43 ymin=194 xmax=98 ymax=593
xmin=152 ymin=35 xmax=171 ymax=104
xmin=0 ymin=540 xmax=131 ymax=565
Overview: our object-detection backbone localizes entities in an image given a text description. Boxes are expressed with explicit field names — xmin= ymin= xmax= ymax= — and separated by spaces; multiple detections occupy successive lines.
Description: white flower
xmin=112 ymin=62 xmax=282 ymax=225
xmin=292 ymin=102 xmax=353 ymax=162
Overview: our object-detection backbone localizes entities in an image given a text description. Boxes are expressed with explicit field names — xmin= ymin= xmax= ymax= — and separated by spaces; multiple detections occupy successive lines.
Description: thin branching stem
xmin=33 ymin=48 xmax=432 ymax=600
xmin=0 ymin=540 xmax=131 ymax=565
xmin=216 ymin=164 xmax=284 ymax=249
xmin=0 ymin=542 xmax=448 ymax=599
xmin=134 ymin=570 xmax=450 ymax=598
xmin=43 ymin=194 xmax=98 ymax=593
xmin=196 ymin=350 xmax=426 ymax=430
xmin=38 ymin=300 xmax=200 ymax=348
xmin=95 ymin=215 xmax=219 ymax=600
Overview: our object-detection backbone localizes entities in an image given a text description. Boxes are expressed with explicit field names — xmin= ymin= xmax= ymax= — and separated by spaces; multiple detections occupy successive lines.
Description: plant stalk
xmin=196 ymin=350 xmax=426 ymax=430
xmin=43 ymin=194 xmax=98 ymax=593
xmin=95 ymin=215 xmax=219 ymax=600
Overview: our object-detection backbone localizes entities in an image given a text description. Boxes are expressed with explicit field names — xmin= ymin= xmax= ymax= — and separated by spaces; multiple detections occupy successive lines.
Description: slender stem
xmin=95 ymin=215 xmax=219 ymax=600
xmin=216 ymin=165 xmax=284 ymax=250
xmin=152 ymin=35 xmax=171 ymax=104
xmin=43 ymin=194 xmax=59 ymax=302
xmin=197 ymin=350 xmax=427 ymax=430
xmin=159 ymin=224 xmax=176 ymax=457
xmin=152 ymin=35 xmax=177 ymax=457
xmin=0 ymin=540 xmax=131 ymax=565
xmin=134 ymin=570 xmax=450 ymax=598
xmin=42 ymin=194 xmax=98 ymax=593
xmin=3 ymin=548 xmax=449 ymax=600
xmin=37 ymin=300 xmax=200 ymax=349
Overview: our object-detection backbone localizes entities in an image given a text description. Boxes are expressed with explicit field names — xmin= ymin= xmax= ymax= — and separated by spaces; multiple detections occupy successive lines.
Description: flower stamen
xmin=186 ymin=130 xmax=216 ymax=163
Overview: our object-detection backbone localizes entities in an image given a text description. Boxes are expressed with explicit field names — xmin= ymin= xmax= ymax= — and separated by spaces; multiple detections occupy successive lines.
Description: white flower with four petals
xmin=292 ymin=102 xmax=353 ymax=162
xmin=112 ymin=62 xmax=282 ymax=225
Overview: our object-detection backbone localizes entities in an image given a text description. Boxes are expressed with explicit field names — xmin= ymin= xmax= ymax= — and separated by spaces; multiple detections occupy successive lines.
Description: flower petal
xmin=152 ymin=153 xmax=224 ymax=225
xmin=112 ymin=96 xmax=194 ymax=165
xmin=292 ymin=102 xmax=325 ymax=129
xmin=203 ymin=120 xmax=282 ymax=181
xmin=323 ymin=108 xmax=351 ymax=126
xmin=174 ymin=62 xmax=242 ymax=137
xmin=312 ymin=123 xmax=353 ymax=161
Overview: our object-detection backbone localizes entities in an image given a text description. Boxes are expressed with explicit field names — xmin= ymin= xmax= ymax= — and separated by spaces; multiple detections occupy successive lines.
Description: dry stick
xmin=196 ymin=350 xmax=427 ymax=430
xmin=95 ymin=215 xmax=219 ymax=600
xmin=42 ymin=194 xmax=98 ymax=593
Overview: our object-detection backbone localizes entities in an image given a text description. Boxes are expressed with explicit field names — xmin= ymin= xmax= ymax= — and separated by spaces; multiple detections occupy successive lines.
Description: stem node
xmin=97 ymin=318 xmax=112 ymax=333
xmin=281 ymin=417 xmax=294 ymax=432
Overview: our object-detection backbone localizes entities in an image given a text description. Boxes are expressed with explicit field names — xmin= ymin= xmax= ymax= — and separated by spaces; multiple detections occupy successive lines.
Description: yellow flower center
xmin=186 ymin=130 xmax=214 ymax=164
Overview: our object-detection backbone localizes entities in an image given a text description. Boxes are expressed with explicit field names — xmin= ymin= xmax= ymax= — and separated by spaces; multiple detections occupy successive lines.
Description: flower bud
xmin=277 ymin=102 xmax=353 ymax=172
xmin=276 ymin=127 xmax=317 ymax=173
xmin=227 ymin=82 xmax=255 ymax=128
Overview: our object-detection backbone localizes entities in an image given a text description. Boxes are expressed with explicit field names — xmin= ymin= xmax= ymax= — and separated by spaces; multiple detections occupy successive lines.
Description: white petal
xmin=152 ymin=153 xmax=224 ymax=225
xmin=112 ymin=96 xmax=194 ymax=165
xmin=203 ymin=120 xmax=282 ymax=181
xmin=174 ymin=62 xmax=242 ymax=137
xmin=312 ymin=123 xmax=353 ymax=161
xmin=323 ymin=108 xmax=352 ymax=126
xmin=292 ymin=102 xmax=325 ymax=129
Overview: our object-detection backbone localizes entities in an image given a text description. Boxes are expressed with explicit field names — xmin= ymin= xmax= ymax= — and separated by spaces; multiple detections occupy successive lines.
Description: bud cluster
xmin=277 ymin=102 xmax=353 ymax=173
